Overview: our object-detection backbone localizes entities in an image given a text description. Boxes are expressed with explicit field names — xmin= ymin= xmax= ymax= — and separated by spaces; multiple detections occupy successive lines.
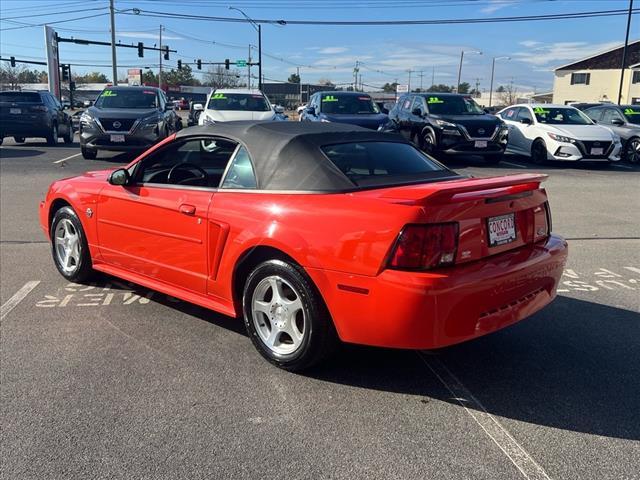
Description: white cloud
xmin=481 ymin=0 xmax=517 ymax=14
xmin=317 ymin=47 xmax=348 ymax=54
xmin=519 ymin=40 xmax=541 ymax=48
xmin=513 ymin=41 xmax=620 ymax=66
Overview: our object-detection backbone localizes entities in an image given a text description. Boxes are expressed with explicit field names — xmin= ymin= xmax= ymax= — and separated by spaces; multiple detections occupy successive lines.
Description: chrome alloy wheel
xmin=251 ymin=275 xmax=307 ymax=355
xmin=54 ymin=218 xmax=81 ymax=274
xmin=626 ymin=138 xmax=640 ymax=163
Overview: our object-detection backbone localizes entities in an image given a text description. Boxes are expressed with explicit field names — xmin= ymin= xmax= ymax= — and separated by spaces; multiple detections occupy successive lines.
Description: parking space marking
xmin=417 ymin=353 xmax=551 ymax=480
xmin=1 ymin=281 xmax=40 ymax=321
xmin=502 ymin=161 xmax=528 ymax=169
xmin=52 ymin=153 xmax=81 ymax=164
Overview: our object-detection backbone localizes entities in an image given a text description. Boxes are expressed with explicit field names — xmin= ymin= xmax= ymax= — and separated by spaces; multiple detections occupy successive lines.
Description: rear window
xmin=321 ymin=141 xmax=454 ymax=187
xmin=0 ymin=92 xmax=42 ymax=103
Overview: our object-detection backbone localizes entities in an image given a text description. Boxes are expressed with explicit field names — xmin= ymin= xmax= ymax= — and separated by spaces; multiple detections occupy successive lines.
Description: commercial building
xmin=553 ymin=40 xmax=640 ymax=105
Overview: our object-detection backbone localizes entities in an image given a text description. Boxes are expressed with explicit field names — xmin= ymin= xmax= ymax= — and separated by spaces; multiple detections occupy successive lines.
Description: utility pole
xmin=248 ymin=45 xmax=251 ymax=88
xmin=431 ymin=66 xmax=435 ymax=88
xmin=258 ymin=24 xmax=262 ymax=91
xmin=353 ymin=60 xmax=359 ymax=91
xmin=109 ymin=0 xmax=117 ymax=85
xmin=407 ymin=69 xmax=412 ymax=91
xmin=297 ymin=67 xmax=302 ymax=105
xmin=418 ymin=70 xmax=424 ymax=92
xmin=618 ymin=0 xmax=634 ymax=104
xmin=475 ymin=77 xmax=480 ymax=97
xmin=489 ymin=56 xmax=510 ymax=107
xmin=158 ymin=25 xmax=163 ymax=91
xmin=457 ymin=50 xmax=482 ymax=93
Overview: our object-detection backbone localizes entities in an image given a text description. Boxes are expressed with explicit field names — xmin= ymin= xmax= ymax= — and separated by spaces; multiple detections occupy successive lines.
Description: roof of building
xmin=176 ymin=121 xmax=409 ymax=191
xmin=554 ymin=40 xmax=640 ymax=71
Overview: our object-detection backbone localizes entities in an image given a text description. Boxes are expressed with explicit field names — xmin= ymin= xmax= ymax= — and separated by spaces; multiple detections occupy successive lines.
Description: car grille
xmin=459 ymin=125 xmax=497 ymax=139
xmin=98 ymin=118 xmax=136 ymax=132
xmin=577 ymin=140 xmax=613 ymax=158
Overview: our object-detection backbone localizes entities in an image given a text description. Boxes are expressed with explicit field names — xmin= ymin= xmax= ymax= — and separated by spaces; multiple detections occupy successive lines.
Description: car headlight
xmin=80 ymin=112 xmax=95 ymax=128
xmin=140 ymin=116 xmax=161 ymax=129
xmin=435 ymin=119 xmax=457 ymax=128
xmin=547 ymin=132 xmax=576 ymax=143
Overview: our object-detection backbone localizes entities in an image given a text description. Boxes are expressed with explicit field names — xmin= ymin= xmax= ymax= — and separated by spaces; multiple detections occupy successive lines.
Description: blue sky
xmin=0 ymin=0 xmax=636 ymax=93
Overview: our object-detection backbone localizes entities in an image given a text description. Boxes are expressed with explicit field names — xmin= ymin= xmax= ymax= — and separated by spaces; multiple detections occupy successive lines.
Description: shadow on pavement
xmin=308 ymin=296 xmax=640 ymax=441
xmin=0 ymin=147 xmax=47 ymax=159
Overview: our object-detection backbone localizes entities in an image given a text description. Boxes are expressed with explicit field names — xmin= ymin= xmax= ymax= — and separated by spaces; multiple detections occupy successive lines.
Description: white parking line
xmin=502 ymin=161 xmax=528 ymax=169
xmin=53 ymin=153 xmax=81 ymax=164
xmin=1 ymin=281 xmax=40 ymax=321
xmin=417 ymin=353 xmax=551 ymax=480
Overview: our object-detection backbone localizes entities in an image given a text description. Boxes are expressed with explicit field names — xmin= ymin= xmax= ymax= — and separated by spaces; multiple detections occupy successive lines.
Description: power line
xmin=0 ymin=12 xmax=112 ymax=32
xmin=1 ymin=6 xmax=108 ymax=21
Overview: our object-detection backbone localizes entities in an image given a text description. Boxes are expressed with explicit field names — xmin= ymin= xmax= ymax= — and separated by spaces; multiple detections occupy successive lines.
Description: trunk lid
xmin=362 ymin=174 xmax=550 ymax=265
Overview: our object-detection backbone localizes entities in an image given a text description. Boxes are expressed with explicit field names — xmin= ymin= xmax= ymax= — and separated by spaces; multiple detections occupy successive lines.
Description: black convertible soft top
xmin=175 ymin=121 xmax=409 ymax=191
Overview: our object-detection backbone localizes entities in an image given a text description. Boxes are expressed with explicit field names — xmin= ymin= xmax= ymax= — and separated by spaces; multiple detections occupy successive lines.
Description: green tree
xmin=426 ymin=84 xmax=452 ymax=93
xmin=142 ymin=70 xmax=158 ymax=85
xmin=287 ymin=73 xmax=300 ymax=84
xmin=162 ymin=65 xmax=200 ymax=87
xmin=457 ymin=82 xmax=471 ymax=94
xmin=382 ymin=82 xmax=398 ymax=93
xmin=75 ymin=71 xmax=109 ymax=83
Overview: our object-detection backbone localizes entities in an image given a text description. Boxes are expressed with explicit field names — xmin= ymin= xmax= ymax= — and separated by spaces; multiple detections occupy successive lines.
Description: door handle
xmin=179 ymin=204 xmax=196 ymax=216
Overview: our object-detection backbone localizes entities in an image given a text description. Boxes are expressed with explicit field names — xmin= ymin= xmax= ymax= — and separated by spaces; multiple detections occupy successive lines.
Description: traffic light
xmin=177 ymin=60 xmax=182 ymax=70
xmin=61 ymin=64 xmax=69 ymax=81
xmin=164 ymin=45 xmax=169 ymax=61
xmin=10 ymin=56 xmax=16 ymax=67
xmin=137 ymin=42 xmax=144 ymax=58
xmin=197 ymin=59 xmax=202 ymax=70
xmin=69 ymin=81 xmax=76 ymax=91
xmin=225 ymin=59 xmax=230 ymax=70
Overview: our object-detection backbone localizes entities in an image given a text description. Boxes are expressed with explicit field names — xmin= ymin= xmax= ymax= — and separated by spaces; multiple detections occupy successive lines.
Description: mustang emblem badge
xmin=86 ymin=208 xmax=93 ymax=218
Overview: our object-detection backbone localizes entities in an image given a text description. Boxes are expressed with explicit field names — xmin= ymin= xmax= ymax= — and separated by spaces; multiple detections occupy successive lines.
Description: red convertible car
xmin=40 ymin=122 xmax=567 ymax=370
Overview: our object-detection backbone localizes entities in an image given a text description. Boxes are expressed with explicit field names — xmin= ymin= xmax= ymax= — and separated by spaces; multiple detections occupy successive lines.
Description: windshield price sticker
xmin=624 ymin=108 xmax=639 ymax=115
xmin=102 ymin=90 xmax=117 ymax=97
xmin=322 ymin=95 xmax=339 ymax=102
xmin=212 ymin=93 xmax=227 ymax=100
xmin=534 ymin=107 xmax=550 ymax=115
xmin=428 ymin=97 xmax=444 ymax=104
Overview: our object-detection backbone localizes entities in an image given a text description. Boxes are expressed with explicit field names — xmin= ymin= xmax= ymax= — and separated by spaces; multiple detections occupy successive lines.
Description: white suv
xmin=497 ymin=103 xmax=622 ymax=163
xmin=197 ymin=89 xmax=284 ymax=125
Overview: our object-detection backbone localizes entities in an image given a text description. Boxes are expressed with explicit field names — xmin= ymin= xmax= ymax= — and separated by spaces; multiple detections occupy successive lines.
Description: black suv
xmin=388 ymin=93 xmax=508 ymax=163
xmin=0 ymin=90 xmax=73 ymax=146
xmin=79 ymin=86 xmax=181 ymax=159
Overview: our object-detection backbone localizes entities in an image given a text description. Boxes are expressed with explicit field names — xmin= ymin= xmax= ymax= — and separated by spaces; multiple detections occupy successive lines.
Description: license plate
xmin=10 ymin=108 xmax=21 ymax=114
xmin=110 ymin=134 xmax=125 ymax=143
xmin=590 ymin=147 xmax=604 ymax=155
xmin=475 ymin=140 xmax=488 ymax=148
xmin=487 ymin=213 xmax=516 ymax=247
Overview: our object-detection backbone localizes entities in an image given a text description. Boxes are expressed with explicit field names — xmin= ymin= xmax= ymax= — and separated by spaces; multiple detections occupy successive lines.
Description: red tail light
xmin=388 ymin=223 xmax=459 ymax=270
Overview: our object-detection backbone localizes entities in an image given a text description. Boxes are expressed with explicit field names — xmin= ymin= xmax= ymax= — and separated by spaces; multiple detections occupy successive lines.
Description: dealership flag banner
xmin=44 ymin=26 xmax=60 ymax=99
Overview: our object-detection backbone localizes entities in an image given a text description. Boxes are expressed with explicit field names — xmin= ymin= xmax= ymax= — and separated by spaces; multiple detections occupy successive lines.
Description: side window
xmin=501 ymin=107 xmax=519 ymax=120
xmin=585 ymin=107 xmax=603 ymax=121
xmin=516 ymin=107 xmax=533 ymax=122
xmin=401 ymin=96 xmax=413 ymax=111
xmin=136 ymin=137 xmax=238 ymax=187
xmin=221 ymin=146 xmax=257 ymax=189
xmin=158 ymin=92 xmax=166 ymax=110
xmin=411 ymin=96 xmax=424 ymax=114
xmin=601 ymin=108 xmax=624 ymax=124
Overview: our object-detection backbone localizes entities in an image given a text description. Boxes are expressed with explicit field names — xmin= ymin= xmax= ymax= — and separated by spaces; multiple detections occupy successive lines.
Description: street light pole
xmin=109 ymin=0 xmax=117 ymax=85
xmin=617 ymin=0 xmax=634 ymax=105
xmin=158 ymin=24 xmax=163 ymax=91
xmin=229 ymin=7 xmax=262 ymax=90
xmin=457 ymin=50 xmax=482 ymax=93
xmin=489 ymin=56 xmax=510 ymax=107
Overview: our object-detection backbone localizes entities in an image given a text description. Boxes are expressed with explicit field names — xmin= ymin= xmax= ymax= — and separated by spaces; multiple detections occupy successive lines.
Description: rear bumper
xmin=307 ymin=234 xmax=568 ymax=349
xmin=1 ymin=121 xmax=51 ymax=137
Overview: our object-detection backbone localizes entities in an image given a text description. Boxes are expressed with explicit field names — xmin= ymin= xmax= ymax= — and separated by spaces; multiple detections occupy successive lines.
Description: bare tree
xmin=0 ymin=62 xmax=27 ymax=90
xmin=497 ymin=83 xmax=520 ymax=106
xmin=203 ymin=66 xmax=244 ymax=88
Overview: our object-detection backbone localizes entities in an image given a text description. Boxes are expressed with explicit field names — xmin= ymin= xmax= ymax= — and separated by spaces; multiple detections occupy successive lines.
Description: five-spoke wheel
xmin=51 ymin=206 xmax=93 ymax=282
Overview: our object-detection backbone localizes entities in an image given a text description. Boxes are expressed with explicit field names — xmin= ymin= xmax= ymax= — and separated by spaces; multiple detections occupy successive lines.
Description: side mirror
xmin=611 ymin=118 xmax=625 ymax=126
xmin=108 ymin=168 xmax=130 ymax=186
xmin=193 ymin=103 xmax=204 ymax=111
xmin=274 ymin=105 xmax=285 ymax=114
xmin=520 ymin=117 xmax=532 ymax=125
xmin=306 ymin=106 xmax=316 ymax=116
xmin=411 ymin=107 xmax=423 ymax=117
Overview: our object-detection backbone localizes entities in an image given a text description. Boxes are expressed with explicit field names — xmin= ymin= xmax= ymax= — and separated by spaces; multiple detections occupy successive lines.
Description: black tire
xmin=63 ymin=122 xmax=73 ymax=144
xmin=484 ymin=154 xmax=503 ymax=165
xmin=421 ymin=129 xmax=438 ymax=157
xmin=50 ymin=206 xmax=93 ymax=282
xmin=531 ymin=139 xmax=548 ymax=165
xmin=243 ymin=259 xmax=338 ymax=371
xmin=81 ymin=146 xmax=97 ymax=159
xmin=46 ymin=123 xmax=58 ymax=146
xmin=14 ymin=136 xmax=25 ymax=143
xmin=0 ymin=137 xmax=3 ymax=146
xmin=624 ymin=137 xmax=639 ymax=164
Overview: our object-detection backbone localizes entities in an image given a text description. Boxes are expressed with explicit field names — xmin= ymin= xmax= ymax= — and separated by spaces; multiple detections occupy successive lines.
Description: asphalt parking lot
xmin=1 ymin=136 xmax=639 ymax=480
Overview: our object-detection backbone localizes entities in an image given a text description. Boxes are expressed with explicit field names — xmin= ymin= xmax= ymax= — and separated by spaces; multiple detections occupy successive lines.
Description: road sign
xmin=396 ymin=84 xmax=409 ymax=93
xmin=236 ymin=59 xmax=247 ymax=67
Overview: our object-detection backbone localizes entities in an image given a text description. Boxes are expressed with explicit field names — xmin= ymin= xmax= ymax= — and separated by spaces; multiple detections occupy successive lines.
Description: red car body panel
xmin=40 ymin=145 xmax=568 ymax=349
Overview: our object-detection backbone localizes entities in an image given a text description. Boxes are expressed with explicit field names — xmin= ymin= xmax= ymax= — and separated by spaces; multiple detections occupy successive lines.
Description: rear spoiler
xmin=381 ymin=174 xmax=548 ymax=205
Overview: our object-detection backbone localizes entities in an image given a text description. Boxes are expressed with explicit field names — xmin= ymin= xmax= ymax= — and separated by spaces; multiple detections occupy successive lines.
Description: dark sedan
xmin=78 ymin=86 xmax=181 ymax=159
xmin=301 ymin=91 xmax=388 ymax=130
xmin=583 ymin=104 xmax=640 ymax=163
